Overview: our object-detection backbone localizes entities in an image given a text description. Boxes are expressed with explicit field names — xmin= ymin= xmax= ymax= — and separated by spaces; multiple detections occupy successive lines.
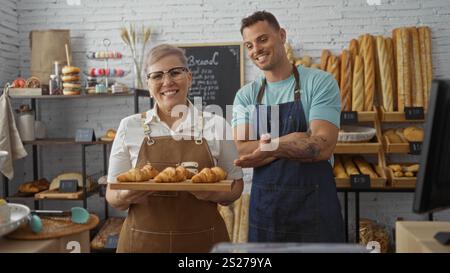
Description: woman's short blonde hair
xmin=144 ymin=44 xmax=188 ymax=73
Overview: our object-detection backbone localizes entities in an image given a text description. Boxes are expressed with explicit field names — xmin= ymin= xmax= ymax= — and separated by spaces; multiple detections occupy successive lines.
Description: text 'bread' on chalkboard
xmin=176 ymin=43 xmax=244 ymax=113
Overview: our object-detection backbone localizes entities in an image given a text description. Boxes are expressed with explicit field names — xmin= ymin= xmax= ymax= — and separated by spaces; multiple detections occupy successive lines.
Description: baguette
xmin=394 ymin=27 xmax=412 ymax=112
xmin=409 ymin=27 xmax=424 ymax=107
xmin=342 ymin=156 xmax=360 ymax=176
xmin=333 ymin=156 xmax=348 ymax=178
xmin=326 ymin=54 xmax=340 ymax=86
xmin=362 ymin=34 xmax=376 ymax=111
xmin=320 ymin=49 xmax=331 ymax=70
xmin=349 ymin=39 xmax=359 ymax=71
xmin=418 ymin=26 xmax=432 ymax=111
xmin=385 ymin=37 xmax=398 ymax=111
xmin=352 ymin=55 xmax=365 ymax=111
xmin=376 ymin=36 xmax=394 ymax=111
xmin=353 ymin=156 xmax=378 ymax=179
xmin=340 ymin=50 xmax=352 ymax=111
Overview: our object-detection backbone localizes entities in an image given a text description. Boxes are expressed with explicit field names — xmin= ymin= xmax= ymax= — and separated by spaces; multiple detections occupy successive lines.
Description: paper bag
xmin=30 ymin=29 xmax=71 ymax=83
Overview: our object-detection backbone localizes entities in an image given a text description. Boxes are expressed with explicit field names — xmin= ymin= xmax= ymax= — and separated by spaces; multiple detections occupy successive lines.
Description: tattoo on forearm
xmin=280 ymin=136 xmax=328 ymax=161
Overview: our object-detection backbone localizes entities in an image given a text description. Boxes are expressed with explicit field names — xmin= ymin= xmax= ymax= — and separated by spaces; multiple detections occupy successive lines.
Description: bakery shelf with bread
xmin=90 ymin=217 xmax=125 ymax=252
xmin=34 ymin=172 xmax=100 ymax=200
xmin=385 ymin=163 xmax=419 ymax=188
xmin=382 ymin=126 xmax=424 ymax=154
xmin=335 ymin=115 xmax=383 ymax=154
xmin=333 ymin=155 xmax=387 ymax=188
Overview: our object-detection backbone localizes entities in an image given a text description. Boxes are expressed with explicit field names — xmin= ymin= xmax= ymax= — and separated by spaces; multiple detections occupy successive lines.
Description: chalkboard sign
xmin=75 ymin=128 xmax=96 ymax=142
xmin=105 ymin=234 xmax=119 ymax=249
xmin=350 ymin=174 xmax=371 ymax=189
xmin=59 ymin=179 xmax=78 ymax=193
xmin=409 ymin=142 xmax=423 ymax=155
xmin=176 ymin=43 xmax=244 ymax=114
xmin=405 ymin=107 xmax=425 ymax=120
xmin=341 ymin=111 xmax=358 ymax=124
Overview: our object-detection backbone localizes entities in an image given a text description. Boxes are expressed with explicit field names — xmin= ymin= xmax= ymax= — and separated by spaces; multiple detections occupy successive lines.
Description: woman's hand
xmin=189 ymin=179 xmax=244 ymax=205
xmin=106 ymin=184 xmax=154 ymax=210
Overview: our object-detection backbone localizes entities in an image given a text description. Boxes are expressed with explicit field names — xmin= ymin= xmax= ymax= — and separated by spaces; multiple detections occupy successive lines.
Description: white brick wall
xmin=0 ymin=0 xmax=19 ymax=86
xmin=3 ymin=0 xmax=450 ymax=239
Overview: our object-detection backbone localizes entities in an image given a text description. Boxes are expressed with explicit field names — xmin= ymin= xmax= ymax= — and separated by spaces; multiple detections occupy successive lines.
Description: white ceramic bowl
xmin=0 ymin=203 xmax=30 ymax=237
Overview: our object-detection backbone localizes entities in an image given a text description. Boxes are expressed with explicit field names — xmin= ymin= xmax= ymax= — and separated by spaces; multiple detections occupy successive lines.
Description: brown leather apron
xmin=116 ymin=112 xmax=229 ymax=253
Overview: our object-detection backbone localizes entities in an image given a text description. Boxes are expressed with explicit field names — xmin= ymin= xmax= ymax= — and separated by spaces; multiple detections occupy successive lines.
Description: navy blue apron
xmin=249 ymin=65 xmax=345 ymax=243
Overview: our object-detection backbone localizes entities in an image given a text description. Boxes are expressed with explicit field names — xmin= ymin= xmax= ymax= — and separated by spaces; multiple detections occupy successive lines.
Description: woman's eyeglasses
xmin=146 ymin=67 xmax=188 ymax=85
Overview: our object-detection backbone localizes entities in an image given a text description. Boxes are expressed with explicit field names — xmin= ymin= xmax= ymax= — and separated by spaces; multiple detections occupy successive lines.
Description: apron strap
xmin=194 ymin=109 xmax=204 ymax=144
xmin=141 ymin=112 xmax=155 ymax=145
xmin=256 ymin=64 xmax=301 ymax=104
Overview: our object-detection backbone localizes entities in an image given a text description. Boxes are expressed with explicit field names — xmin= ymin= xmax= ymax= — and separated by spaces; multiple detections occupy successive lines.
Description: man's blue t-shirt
xmin=232 ymin=65 xmax=341 ymax=129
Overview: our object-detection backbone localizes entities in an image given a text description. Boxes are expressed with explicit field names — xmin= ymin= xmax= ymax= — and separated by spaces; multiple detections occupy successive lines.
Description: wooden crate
xmin=335 ymin=165 xmax=387 ymax=189
xmin=383 ymin=135 xmax=410 ymax=154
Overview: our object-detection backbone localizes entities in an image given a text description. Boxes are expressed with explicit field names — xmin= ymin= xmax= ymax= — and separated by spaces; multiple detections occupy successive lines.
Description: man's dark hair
xmin=240 ymin=11 xmax=281 ymax=35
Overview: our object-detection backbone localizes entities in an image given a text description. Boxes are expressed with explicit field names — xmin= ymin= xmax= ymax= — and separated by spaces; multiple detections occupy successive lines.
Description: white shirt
xmin=107 ymin=102 xmax=243 ymax=183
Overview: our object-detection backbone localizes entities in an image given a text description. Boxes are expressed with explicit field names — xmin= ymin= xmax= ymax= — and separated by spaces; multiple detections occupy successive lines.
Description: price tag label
xmin=75 ymin=128 xmax=96 ymax=142
xmin=404 ymin=107 xmax=425 ymax=120
xmin=59 ymin=180 xmax=78 ymax=193
xmin=341 ymin=111 xmax=358 ymax=125
xmin=105 ymin=234 xmax=119 ymax=249
xmin=350 ymin=174 xmax=371 ymax=189
xmin=409 ymin=142 xmax=423 ymax=155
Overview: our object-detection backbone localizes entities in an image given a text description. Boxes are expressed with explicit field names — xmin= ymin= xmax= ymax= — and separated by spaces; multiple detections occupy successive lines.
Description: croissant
xmin=154 ymin=166 xmax=186 ymax=183
xmin=141 ymin=163 xmax=159 ymax=178
xmin=117 ymin=168 xmax=150 ymax=182
xmin=192 ymin=167 xmax=227 ymax=183
xmin=116 ymin=163 xmax=159 ymax=182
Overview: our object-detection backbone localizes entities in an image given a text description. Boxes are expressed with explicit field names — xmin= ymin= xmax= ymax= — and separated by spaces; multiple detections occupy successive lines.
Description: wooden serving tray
xmin=109 ymin=179 xmax=234 ymax=192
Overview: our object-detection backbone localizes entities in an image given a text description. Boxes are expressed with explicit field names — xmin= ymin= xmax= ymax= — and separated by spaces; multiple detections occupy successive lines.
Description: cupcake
xmin=0 ymin=199 xmax=11 ymax=224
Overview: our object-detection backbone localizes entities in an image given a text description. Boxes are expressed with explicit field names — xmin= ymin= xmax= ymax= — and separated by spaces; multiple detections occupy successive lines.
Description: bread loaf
xmin=320 ymin=49 xmax=331 ymax=70
xmin=362 ymin=34 xmax=376 ymax=111
xmin=394 ymin=27 xmax=412 ymax=112
xmin=343 ymin=156 xmax=360 ymax=176
xmin=375 ymin=36 xmax=394 ymax=111
xmin=340 ymin=50 xmax=352 ymax=111
xmin=302 ymin=55 xmax=312 ymax=67
xmin=326 ymin=54 xmax=340 ymax=86
xmin=352 ymin=55 xmax=365 ymax=111
xmin=19 ymin=178 xmax=50 ymax=193
xmin=333 ymin=156 xmax=348 ymax=178
xmin=403 ymin=126 xmax=424 ymax=142
xmin=353 ymin=156 xmax=379 ymax=179
xmin=385 ymin=37 xmax=398 ymax=111
xmin=408 ymin=27 xmax=424 ymax=107
xmin=418 ymin=26 xmax=432 ymax=111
